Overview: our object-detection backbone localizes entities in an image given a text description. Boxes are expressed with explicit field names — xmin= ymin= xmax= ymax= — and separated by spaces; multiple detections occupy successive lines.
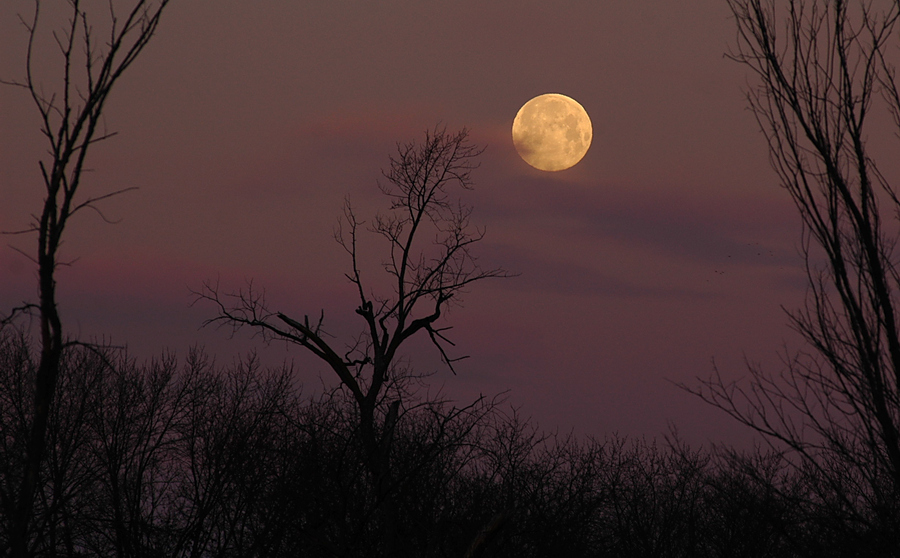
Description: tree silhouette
xmin=0 ymin=2 xmax=173 ymax=555
xmin=10 ymin=3 xmax=881 ymax=555
xmin=197 ymin=125 xmax=511 ymax=556
xmin=6 ymin=325 xmax=867 ymax=557
xmin=685 ymin=0 xmax=900 ymax=551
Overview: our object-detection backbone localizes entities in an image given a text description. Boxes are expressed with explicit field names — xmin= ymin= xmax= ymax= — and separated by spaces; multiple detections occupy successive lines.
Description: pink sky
xmin=2 ymin=1 xmax=820 ymax=446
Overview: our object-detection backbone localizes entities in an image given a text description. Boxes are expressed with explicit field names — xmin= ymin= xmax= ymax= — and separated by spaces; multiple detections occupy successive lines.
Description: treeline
xmin=0 ymin=329 xmax=891 ymax=558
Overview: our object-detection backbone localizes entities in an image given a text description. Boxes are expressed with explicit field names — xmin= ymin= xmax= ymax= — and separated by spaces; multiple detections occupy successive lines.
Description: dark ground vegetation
xmin=0 ymin=328 xmax=894 ymax=557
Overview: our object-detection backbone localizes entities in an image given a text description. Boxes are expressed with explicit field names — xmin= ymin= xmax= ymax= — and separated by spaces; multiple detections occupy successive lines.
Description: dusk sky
xmin=1 ymin=1 xmax=817 ymax=447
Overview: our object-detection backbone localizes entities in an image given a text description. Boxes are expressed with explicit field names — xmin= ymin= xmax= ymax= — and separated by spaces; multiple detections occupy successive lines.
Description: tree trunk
xmin=10 ymin=254 xmax=63 ymax=558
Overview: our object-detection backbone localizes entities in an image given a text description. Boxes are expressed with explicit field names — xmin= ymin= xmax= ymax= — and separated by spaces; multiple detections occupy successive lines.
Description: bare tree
xmin=198 ymin=126 xmax=510 ymax=556
xmin=1 ymin=2 xmax=172 ymax=555
xmin=685 ymin=0 xmax=900 ymax=550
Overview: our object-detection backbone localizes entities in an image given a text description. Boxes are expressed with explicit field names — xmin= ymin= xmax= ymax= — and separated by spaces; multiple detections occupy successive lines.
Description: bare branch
xmin=199 ymin=126 xmax=512 ymax=555
xmin=2 ymin=2 xmax=173 ymax=554
xmin=689 ymin=0 xmax=900 ymax=542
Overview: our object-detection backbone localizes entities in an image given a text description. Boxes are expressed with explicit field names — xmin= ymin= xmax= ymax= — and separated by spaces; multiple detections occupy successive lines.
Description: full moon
xmin=512 ymin=93 xmax=592 ymax=171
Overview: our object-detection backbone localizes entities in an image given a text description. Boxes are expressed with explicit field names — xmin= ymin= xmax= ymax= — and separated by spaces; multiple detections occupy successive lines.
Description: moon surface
xmin=512 ymin=93 xmax=592 ymax=171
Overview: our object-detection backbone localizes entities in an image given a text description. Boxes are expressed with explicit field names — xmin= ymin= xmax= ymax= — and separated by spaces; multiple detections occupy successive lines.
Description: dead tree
xmin=198 ymin=126 xmax=510 ymax=557
xmin=686 ymin=0 xmax=900 ymax=550
xmin=0 ymin=2 xmax=172 ymax=556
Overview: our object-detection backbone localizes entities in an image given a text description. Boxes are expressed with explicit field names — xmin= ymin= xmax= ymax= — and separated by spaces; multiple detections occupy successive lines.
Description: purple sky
xmin=1 ymin=1 xmax=818 ymax=446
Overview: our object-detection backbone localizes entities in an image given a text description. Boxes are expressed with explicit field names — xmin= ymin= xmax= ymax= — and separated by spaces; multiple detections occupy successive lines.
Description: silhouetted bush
xmin=5 ymin=328 xmax=896 ymax=557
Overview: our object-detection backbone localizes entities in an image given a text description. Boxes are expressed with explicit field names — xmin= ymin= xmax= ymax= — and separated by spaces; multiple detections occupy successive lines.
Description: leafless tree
xmin=165 ymin=353 xmax=299 ymax=558
xmin=0 ymin=329 xmax=306 ymax=558
xmin=684 ymin=0 xmax=900 ymax=550
xmin=197 ymin=126 xmax=510 ymax=556
xmin=1 ymin=2 xmax=172 ymax=556
xmin=8 ymin=326 xmax=849 ymax=557
xmin=0 ymin=331 xmax=110 ymax=557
